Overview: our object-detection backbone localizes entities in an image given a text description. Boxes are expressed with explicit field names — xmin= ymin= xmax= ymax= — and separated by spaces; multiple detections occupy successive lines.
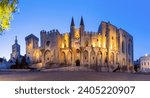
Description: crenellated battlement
xmin=41 ymin=29 xmax=60 ymax=36
xmin=25 ymin=17 xmax=134 ymax=72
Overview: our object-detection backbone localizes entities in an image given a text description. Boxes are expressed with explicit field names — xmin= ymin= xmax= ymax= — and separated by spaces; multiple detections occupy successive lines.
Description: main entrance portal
xmin=76 ymin=59 xmax=80 ymax=66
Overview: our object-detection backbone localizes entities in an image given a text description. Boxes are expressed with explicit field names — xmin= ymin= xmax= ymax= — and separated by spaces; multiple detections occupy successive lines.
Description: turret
xmin=15 ymin=36 xmax=18 ymax=44
xmin=70 ymin=17 xmax=75 ymax=38
xmin=80 ymin=16 xmax=85 ymax=34
xmin=80 ymin=16 xmax=84 ymax=26
xmin=71 ymin=17 xmax=75 ymax=27
xmin=40 ymin=30 xmax=46 ymax=48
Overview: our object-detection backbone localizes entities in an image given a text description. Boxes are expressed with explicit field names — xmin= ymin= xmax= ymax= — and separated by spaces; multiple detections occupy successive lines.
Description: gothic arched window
xmin=85 ymin=41 xmax=89 ymax=47
xmin=122 ymin=41 xmax=125 ymax=53
xmin=46 ymin=41 xmax=50 ymax=47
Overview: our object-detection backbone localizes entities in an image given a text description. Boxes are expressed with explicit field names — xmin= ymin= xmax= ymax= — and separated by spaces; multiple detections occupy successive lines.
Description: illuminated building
xmin=25 ymin=17 xmax=134 ymax=72
xmin=140 ymin=54 xmax=150 ymax=72
xmin=10 ymin=36 xmax=23 ymax=64
xmin=25 ymin=34 xmax=41 ymax=64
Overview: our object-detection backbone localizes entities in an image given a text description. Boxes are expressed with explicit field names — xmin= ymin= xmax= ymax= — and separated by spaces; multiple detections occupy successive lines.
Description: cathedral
xmin=10 ymin=36 xmax=22 ymax=63
xmin=25 ymin=17 xmax=134 ymax=72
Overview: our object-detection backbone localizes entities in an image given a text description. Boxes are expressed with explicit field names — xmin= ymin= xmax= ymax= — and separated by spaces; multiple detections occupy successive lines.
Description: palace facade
xmin=25 ymin=17 xmax=134 ymax=72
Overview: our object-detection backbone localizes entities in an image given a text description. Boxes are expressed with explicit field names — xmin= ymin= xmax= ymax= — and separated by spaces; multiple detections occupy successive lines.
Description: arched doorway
xmin=75 ymin=49 xmax=81 ymax=66
xmin=122 ymin=40 xmax=126 ymax=54
xmin=122 ymin=58 xmax=125 ymax=66
xmin=76 ymin=49 xmax=80 ymax=59
xmin=111 ymin=52 xmax=115 ymax=64
xmin=76 ymin=59 xmax=80 ymax=66
xmin=83 ymin=50 xmax=89 ymax=65
xmin=61 ymin=52 xmax=66 ymax=64
xmin=44 ymin=50 xmax=51 ymax=65
xmin=67 ymin=51 xmax=72 ymax=65
xmin=90 ymin=50 xmax=96 ymax=65
xmin=116 ymin=53 xmax=119 ymax=64
xmin=97 ymin=51 xmax=102 ymax=65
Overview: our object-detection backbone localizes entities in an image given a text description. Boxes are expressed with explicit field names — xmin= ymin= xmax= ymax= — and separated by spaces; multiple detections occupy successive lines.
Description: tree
xmin=0 ymin=0 xmax=18 ymax=33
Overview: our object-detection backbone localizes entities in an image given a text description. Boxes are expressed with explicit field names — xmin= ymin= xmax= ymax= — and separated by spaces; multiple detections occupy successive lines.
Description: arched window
xmin=61 ymin=52 xmax=66 ymax=64
xmin=83 ymin=50 xmax=88 ymax=63
xmin=45 ymin=51 xmax=51 ymax=60
xmin=111 ymin=52 xmax=115 ymax=64
xmin=122 ymin=41 xmax=125 ymax=53
xmin=116 ymin=53 xmax=119 ymax=64
xmin=85 ymin=41 xmax=89 ymax=47
xmin=90 ymin=50 xmax=96 ymax=64
xmin=122 ymin=58 xmax=125 ymax=66
xmin=67 ymin=51 xmax=72 ymax=65
xmin=64 ymin=40 xmax=66 ymax=48
xmin=128 ymin=40 xmax=131 ymax=55
xmin=128 ymin=43 xmax=130 ymax=55
xmin=97 ymin=51 xmax=102 ymax=65
xmin=46 ymin=41 xmax=50 ymax=47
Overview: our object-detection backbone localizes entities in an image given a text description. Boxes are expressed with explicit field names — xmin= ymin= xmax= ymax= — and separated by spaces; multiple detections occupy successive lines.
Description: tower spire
xmin=15 ymin=36 xmax=18 ymax=44
xmin=80 ymin=16 xmax=84 ymax=26
xmin=71 ymin=17 xmax=75 ymax=27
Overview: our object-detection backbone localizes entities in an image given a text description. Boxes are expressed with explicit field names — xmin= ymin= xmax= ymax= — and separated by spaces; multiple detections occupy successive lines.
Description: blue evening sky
xmin=0 ymin=0 xmax=150 ymax=60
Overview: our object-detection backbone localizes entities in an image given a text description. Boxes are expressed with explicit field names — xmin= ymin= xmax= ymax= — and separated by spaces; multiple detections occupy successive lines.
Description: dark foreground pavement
xmin=0 ymin=71 xmax=150 ymax=81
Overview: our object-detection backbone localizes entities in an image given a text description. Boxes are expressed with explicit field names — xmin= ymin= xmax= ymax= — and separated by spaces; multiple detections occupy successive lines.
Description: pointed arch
xmin=122 ymin=58 xmax=125 ymax=66
xmin=44 ymin=50 xmax=51 ymax=65
xmin=111 ymin=52 xmax=115 ymax=64
xmin=90 ymin=50 xmax=96 ymax=65
xmin=97 ymin=51 xmax=102 ymax=65
xmin=122 ymin=40 xmax=126 ymax=53
xmin=67 ymin=51 xmax=72 ymax=65
xmin=75 ymin=49 xmax=81 ymax=61
xmin=116 ymin=53 xmax=119 ymax=64
xmin=83 ymin=50 xmax=89 ymax=64
xmin=60 ymin=52 xmax=66 ymax=64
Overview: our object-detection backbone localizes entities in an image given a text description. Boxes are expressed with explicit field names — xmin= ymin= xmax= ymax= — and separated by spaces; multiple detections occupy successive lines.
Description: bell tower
xmin=10 ymin=36 xmax=21 ymax=62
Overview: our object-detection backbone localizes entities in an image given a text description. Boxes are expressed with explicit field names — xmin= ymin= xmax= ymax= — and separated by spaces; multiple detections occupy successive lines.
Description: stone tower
xmin=80 ymin=16 xmax=85 ymax=34
xmin=10 ymin=36 xmax=20 ymax=61
xmin=80 ymin=16 xmax=85 ymax=47
xmin=40 ymin=30 xmax=46 ymax=49
xmin=25 ymin=34 xmax=39 ymax=64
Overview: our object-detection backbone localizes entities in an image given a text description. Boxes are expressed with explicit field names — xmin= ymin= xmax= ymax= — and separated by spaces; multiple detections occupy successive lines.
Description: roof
xmin=80 ymin=16 xmax=84 ymax=26
xmin=25 ymin=34 xmax=39 ymax=41
xmin=71 ymin=17 xmax=75 ymax=26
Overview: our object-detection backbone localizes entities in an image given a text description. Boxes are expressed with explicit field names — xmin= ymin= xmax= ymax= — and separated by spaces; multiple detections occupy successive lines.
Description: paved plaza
xmin=0 ymin=71 xmax=150 ymax=81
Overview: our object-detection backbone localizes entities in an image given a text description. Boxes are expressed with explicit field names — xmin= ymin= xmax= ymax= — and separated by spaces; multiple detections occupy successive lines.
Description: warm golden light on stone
xmin=110 ymin=44 xmax=112 ymax=49
xmin=98 ymin=42 xmax=101 ymax=47
xmin=74 ymin=29 xmax=80 ymax=39
xmin=25 ymin=18 xmax=133 ymax=72
xmin=33 ymin=49 xmax=40 ymax=61
xmin=103 ymin=42 xmax=106 ymax=48
xmin=62 ymin=43 xmax=64 ymax=48
xmin=92 ymin=42 xmax=96 ymax=47
xmin=64 ymin=33 xmax=69 ymax=48
xmin=36 ymin=51 xmax=39 ymax=58
xmin=28 ymin=43 xmax=32 ymax=51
